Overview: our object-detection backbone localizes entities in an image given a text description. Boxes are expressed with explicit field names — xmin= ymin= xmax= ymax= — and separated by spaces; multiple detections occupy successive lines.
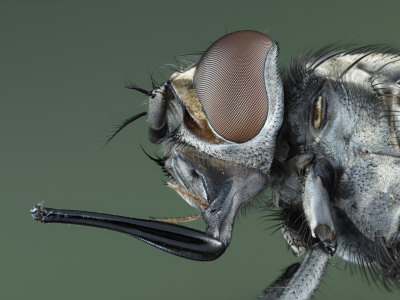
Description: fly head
xmin=141 ymin=30 xmax=284 ymax=256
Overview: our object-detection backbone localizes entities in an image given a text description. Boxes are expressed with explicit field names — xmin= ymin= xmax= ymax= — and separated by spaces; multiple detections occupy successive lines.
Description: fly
xmin=31 ymin=30 xmax=400 ymax=299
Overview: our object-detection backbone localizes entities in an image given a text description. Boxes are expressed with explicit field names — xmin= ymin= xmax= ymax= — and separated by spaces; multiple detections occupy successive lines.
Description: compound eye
xmin=193 ymin=30 xmax=273 ymax=143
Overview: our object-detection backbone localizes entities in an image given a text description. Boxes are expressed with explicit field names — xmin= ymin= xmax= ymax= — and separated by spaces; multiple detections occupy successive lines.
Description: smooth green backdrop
xmin=2 ymin=1 xmax=400 ymax=299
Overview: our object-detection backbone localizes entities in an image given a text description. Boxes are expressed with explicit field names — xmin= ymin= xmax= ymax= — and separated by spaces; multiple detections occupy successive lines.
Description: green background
xmin=2 ymin=0 xmax=400 ymax=299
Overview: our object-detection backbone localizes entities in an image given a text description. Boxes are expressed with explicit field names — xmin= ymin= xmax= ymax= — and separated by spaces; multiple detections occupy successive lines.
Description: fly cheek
xmin=193 ymin=30 xmax=273 ymax=143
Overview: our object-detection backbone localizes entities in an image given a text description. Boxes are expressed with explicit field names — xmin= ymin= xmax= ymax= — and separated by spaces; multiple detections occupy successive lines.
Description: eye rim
xmin=193 ymin=30 xmax=273 ymax=143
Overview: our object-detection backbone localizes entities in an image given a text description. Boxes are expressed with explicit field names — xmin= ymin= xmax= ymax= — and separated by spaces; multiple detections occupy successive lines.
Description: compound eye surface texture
xmin=193 ymin=30 xmax=273 ymax=143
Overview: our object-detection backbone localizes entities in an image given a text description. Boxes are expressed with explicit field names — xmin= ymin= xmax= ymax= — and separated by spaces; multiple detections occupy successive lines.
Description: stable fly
xmin=31 ymin=30 xmax=400 ymax=299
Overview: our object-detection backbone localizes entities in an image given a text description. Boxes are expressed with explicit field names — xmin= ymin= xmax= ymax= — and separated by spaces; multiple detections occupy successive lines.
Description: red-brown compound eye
xmin=193 ymin=30 xmax=273 ymax=143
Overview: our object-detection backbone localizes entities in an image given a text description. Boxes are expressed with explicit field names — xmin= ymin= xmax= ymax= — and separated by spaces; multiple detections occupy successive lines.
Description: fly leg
xmin=259 ymin=159 xmax=336 ymax=299
xmin=303 ymin=159 xmax=337 ymax=255
xmin=259 ymin=243 xmax=331 ymax=300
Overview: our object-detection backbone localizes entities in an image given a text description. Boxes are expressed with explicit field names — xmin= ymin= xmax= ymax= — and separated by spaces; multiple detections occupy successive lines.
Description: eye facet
xmin=193 ymin=30 xmax=273 ymax=143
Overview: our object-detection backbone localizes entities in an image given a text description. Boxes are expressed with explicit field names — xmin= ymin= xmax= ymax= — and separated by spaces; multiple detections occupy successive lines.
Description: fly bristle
xmin=104 ymin=112 xmax=147 ymax=146
xmin=140 ymin=146 xmax=170 ymax=176
xmin=124 ymin=81 xmax=152 ymax=96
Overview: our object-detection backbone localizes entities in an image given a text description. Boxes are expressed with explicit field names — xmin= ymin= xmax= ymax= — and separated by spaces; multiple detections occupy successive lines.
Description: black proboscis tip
xmin=30 ymin=204 xmax=225 ymax=261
